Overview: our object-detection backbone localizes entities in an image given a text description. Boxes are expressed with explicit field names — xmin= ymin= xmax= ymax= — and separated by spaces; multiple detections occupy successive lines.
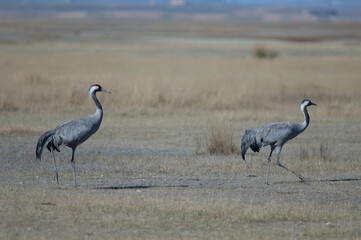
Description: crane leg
xmin=51 ymin=149 xmax=59 ymax=185
xmin=275 ymin=146 xmax=305 ymax=181
xmin=265 ymin=146 xmax=275 ymax=185
xmin=71 ymin=148 xmax=77 ymax=187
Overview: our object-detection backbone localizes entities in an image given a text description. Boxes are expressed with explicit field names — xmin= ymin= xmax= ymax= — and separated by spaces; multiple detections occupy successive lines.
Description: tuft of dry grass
xmin=297 ymin=145 xmax=310 ymax=161
xmin=0 ymin=100 xmax=18 ymax=112
xmin=296 ymin=139 xmax=334 ymax=162
xmin=318 ymin=140 xmax=333 ymax=162
xmin=206 ymin=126 xmax=238 ymax=155
xmin=252 ymin=44 xmax=279 ymax=59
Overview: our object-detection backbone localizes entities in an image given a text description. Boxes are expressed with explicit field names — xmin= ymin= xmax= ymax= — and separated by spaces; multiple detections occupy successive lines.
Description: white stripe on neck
xmin=89 ymin=85 xmax=99 ymax=95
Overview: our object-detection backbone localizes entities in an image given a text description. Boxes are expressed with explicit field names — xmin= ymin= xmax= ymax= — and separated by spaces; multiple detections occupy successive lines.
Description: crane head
xmin=89 ymin=84 xmax=111 ymax=95
xmin=301 ymin=99 xmax=317 ymax=109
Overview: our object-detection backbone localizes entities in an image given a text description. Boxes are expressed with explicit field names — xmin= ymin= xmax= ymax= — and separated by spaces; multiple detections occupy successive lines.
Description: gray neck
xmin=92 ymin=92 xmax=102 ymax=110
xmin=300 ymin=106 xmax=310 ymax=132
xmin=91 ymin=91 xmax=103 ymax=122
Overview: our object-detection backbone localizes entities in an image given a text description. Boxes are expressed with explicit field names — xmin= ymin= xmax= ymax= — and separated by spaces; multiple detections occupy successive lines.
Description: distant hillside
xmin=0 ymin=0 xmax=360 ymax=22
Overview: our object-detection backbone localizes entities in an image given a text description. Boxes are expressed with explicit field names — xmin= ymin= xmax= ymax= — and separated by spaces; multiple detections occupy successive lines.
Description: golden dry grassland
xmin=0 ymin=20 xmax=360 ymax=239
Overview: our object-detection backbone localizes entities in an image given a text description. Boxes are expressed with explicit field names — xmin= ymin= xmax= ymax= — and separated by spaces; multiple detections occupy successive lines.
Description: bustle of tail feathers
xmin=241 ymin=129 xmax=260 ymax=160
xmin=36 ymin=129 xmax=58 ymax=161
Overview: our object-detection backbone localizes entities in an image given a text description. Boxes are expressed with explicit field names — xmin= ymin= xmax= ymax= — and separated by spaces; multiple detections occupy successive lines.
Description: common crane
xmin=241 ymin=99 xmax=317 ymax=185
xmin=36 ymin=84 xmax=110 ymax=186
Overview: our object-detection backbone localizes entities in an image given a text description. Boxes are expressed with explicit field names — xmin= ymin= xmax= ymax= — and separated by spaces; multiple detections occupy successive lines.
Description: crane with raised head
xmin=36 ymin=84 xmax=110 ymax=187
xmin=241 ymin=99 xmax=317 ymax=185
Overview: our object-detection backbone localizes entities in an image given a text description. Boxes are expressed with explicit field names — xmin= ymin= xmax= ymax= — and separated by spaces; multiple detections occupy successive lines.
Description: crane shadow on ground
xmin=313 ymin=177 xmax=361 ymax=183
xmin=95 ymin=185 xmax=189 ymax=190
xmin=92 ymin=177 xmax=361 ymax=189
xmin=274 ymin=177 xmax=361 ymax=185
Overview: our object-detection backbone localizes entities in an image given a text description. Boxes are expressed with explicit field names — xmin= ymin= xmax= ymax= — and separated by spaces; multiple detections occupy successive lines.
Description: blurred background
xmin=1 ymin=0 xmax=361 ymax=43
xmin=1 ymin=0 xmax=360 ymax=114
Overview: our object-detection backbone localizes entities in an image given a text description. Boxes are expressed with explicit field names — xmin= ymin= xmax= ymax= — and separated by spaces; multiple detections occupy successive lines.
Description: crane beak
xmin=102 ymin=89 xmax=111 ymax=94
xmin=311 ymin=102 xmax=317 ymax=106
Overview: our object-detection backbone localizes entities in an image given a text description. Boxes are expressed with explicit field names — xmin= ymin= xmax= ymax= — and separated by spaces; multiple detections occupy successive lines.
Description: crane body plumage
xmin=36 ymin=84 xmax=110 ymax=186
xmin=241 ymin=99 xmax=317 ymax=185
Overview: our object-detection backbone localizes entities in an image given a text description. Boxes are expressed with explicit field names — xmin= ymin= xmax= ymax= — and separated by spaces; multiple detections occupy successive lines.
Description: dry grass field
xmin=0 ymin=19 xmax=361 ymax=239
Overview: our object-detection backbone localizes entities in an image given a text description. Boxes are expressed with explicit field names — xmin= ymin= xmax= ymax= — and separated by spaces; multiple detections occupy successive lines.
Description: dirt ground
xmin=1 ymin=110 xmax=360 ymax=239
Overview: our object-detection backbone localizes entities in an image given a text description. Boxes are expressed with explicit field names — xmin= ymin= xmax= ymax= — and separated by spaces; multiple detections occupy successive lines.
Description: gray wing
xmin=257 ymin=122 xmax=299 ymax=146
xmin=55 ymin=117 xmax=96 ymax=148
